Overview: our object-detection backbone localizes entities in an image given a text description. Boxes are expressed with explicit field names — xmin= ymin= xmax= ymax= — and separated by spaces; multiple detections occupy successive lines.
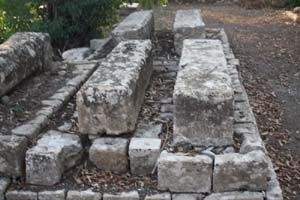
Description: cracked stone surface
xmin=173 ymin=9 xmax=205 ymax=55
xmin=112 ymin=11 xmax=154 ymax=45
xmin=0 ymin=32 xmax=53 ymax=97
xmin=26 ymin=131 xmax=83 ymax=186
xmin=173 ymin=39 xmax=234 ymax=147
xmin=77 ymin=40 xmax=152 ymax=135
xmin=158 ymin=151 xmax=212 ymax=193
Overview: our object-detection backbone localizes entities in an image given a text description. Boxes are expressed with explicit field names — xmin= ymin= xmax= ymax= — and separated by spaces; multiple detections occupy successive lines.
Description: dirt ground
xmin=155 ymin=3 xmax=300 ymax=199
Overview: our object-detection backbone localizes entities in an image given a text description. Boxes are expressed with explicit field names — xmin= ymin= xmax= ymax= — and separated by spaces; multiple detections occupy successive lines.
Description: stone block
xmin=158 ymin=151 xmax=212 ymax=193
xmin=133 ymin=124 xmax=162 ymax=138
xmin=204 ymin=192 xmax=264 ymax=200
xmin=66 ymin=190 xmax=102 ymax=200
xmin=173 ymin=10 xmax=205 ymax=55
xmin=129 ymin=138 xmax=161 ymax=175
xmin=145 ymin=193 xmax=171 ymax=200
xmin=103 ymin=191 xmax=139 ymax=200
xmin=112 ymin=11 xmax=153 ymax=45
xmin=213 ymin=151 xmax=268 ymax=192
xmin=0 ymin=178 xmax=10 ymax=200
xmin=38 ymin=190 xmax=66 ymax=200
xmin=88 ymin=37 xmax=114 ymax=60
xmin=26 ymin=131 xmax=83 ymax=186
xmin=6 ymin=191 xmax=37 ymax=200
xmin=62 ymin=48 xmax=91 ymax=62
xmin=0 ymin=32 xmax=53 ymax=97
xmin=89 ymin=138 xmax=128 ymax=173
xmin=77 ymin=40 xmax=152 ymax=135
xmin=172 ymin=193 xmax=204 ymax=200
xmin=0 ymin=135 xmax=27 ymax=177
xmin=173 ymin=39 xmax=234 ymax=147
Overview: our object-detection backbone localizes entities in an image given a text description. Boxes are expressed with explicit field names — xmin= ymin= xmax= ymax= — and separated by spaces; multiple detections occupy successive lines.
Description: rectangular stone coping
xmin=78 ymin=40 xmax=152 ymax=105
xmin=173 ymin=9 xmax=205 ymax=30
xmin=112 ymin=10 xmax=153 ymax=34
xmin=174 ymin=39 xmax=233 ymax=104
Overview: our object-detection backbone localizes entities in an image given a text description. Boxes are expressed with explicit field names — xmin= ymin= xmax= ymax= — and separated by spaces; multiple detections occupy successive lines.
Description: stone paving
xmin=0 ymin=9 xmax=283 ymax=200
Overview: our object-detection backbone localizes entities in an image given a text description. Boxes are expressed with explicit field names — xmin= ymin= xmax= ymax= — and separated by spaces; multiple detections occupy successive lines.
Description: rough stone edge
xmin=210 ymin=28 xmax=283 ymax=200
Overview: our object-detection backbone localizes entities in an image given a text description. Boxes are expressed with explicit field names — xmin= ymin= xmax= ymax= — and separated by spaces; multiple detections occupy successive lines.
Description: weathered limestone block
xmin=145 ymin=193 xmax=171 ymax=200
xmin=88 ymin=37 xmax=114 ymax=60
xmin=66 ymin=190 xmax=102 ymax=200
xmin=158 ymin=151 xmax=212 ymax=193
xmin=62 ymin=48 xmax=91 ymax=62
xmin=6 ymin=191 xmax=37 ymax=200
xmin=89 ymin=138 xmax=128 ymax=173
xmin=0 ymin=178 xmax=10 ymax=200
xmin=172 ymin=193 xmax=204 ymax=200
xmin=111 ymin=11 xmax=153 ymax=45
xmin=173 ymin=39 xmax=234 ymax=147
xmin=213 ymin=151 xmax=269 ymax=192
xmin=0 ymin=32 xmax=53 ymax=96
xmin=77 ymin=40 xmax=152 ymax=135
xmin=26 ymin=131 xmax=83 ymax=186
xmin=204 ymin=192 xmax=264 ymax=200
xmin=0 ymin=135 xmax=27 ymax=177
xmin=103 ymin=191 xmax=139 ymax=200
xmin=173 ymin=10 xmax=205 ymax=55
xmin=129 ymin=138 xmax=161 ymax=175
xmin=133 ymin=124 xmax=162 ymax=138
xmin=39 ymin=190 xmax=66 ymax=200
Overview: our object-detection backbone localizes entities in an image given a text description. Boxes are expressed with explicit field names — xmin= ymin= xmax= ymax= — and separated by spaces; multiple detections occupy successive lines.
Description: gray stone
xmin=57 ymin=122 xmax=72 ymax=132
xmin=173 ymin=39 xmax=234 ymax=147
xmin=0 ymin=178 xmax=10 ymax=200
xmin=0 ymin=32 xmax=53 ymax=97
xmin=26 ymin=130 xmax=83 ymax=186
xmin=160 ymin=105 xmax=174 ymax=113
xmin=90 ymin=38 xmax=111 ymax=51
xmin=0 ymin=96 xmax=10 ymax=105
xmin=213 ymin=151 xmax=269 ymax=192
xmin=173 ymin=10 xmax=205 ymax=55
xmin=129 ymin=138 xmax=161 ymax=175
xmin=224 ymin=146 xmax=235 ymax=154
xmin=41 ymin=100 xmax=63 ymax=112
xmin=66 ymin=190 xmax=102 ymax=200
xmin=204 ymin=192 xmax=264 ymax=200
xmin=145 ymin=193 xmax=171 ymax=200
xmin=6 ymin=191 xmax=37 ymax=200
xmin=172 ymin=193 xmax=204 ymax=200
xmin=158 ymin=151 xmax=212 ymax=193
xmin=112 ymin=11 xmax=153 ymax=45
xmin=89 ymin=138 xmax=128 ymax=173
xmin=0 ymin=135 xmax=27 ymax=177
xmin=77 ymin=40 xmax=152 ymax=135
xmin=134 ymin=124 xmax=162 ymax=138
xmin=103 ymin=191 xmax=139 ymax=200
xmin=266 ymin=157 xmax=283 ymax=200
xmin=38 ymin=190 xmax=66 ymax=200
xmin=62 ymin=47 xmax=91 ymax=62
xmin=88 ymin=37 xmax=114 ymax=60
xmin=11 ymin=123 xmax=41 ymax=139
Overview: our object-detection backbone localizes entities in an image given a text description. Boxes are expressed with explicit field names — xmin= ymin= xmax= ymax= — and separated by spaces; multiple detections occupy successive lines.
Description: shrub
xmin=0 ymin=0 xmax=122 ymax=49
xmin=289 ymin=0 xmax=300 ymax=6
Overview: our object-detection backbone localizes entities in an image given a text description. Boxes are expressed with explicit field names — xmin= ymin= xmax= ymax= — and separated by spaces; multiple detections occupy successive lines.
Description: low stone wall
xmin=77 ymin=40 xmax=153 ymax=135
xmin=0 ymin=32 xmax=53 ymax=97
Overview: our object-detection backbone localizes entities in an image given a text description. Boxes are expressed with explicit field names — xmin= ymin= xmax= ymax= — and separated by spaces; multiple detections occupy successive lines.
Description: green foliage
xmin=289 ymin=0 xmax=300 ymax=6
xmin=0 ymin=0 xmax=122 ymax=49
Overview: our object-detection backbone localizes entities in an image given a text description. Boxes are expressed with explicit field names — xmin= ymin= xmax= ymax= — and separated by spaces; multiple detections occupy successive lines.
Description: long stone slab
xmin=26 ymin=131 xmax=83 ymax=186
xmin=77 ymin=40 xmax=152 ymax=135
xmin=158 ymin=151 xmax=212 ymax=193
xmin=112 ymin=11 xmax=154 ymax=45
xmin=0 ymin=32 xmax=53 ymax=97
xmin=173 ymin=10 xmax=205 ymax=55
xmin=173 ymin=39 xmax=234 ymax=147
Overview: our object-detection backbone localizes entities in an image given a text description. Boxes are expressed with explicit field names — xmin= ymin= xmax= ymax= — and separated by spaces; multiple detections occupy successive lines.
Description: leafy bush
xmin=289 ymin=0 xmax=300 ymax=6
xmin=0 ymin=0 xmax=122 ymax=49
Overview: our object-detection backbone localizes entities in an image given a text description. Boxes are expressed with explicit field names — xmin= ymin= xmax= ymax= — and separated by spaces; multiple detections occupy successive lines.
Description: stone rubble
xmin=26 ymin=131 xmax=83 ymax=186
xmin=173 ymin=10 xmax=205 ymax=55
xmin=77 ymin=40 xmax=153 ymax=135
xmin=89 ymin=138 xmax=129 ymax=173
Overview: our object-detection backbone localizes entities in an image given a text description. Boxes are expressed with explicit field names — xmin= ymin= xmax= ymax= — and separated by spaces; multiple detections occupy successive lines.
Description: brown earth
xmin=155 ymin=3 xmax=300 ymax=199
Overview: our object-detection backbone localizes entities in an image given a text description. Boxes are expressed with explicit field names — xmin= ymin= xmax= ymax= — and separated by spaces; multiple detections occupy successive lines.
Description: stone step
xmin=173 ymin=9 xmax=205 ymax=55
xmin=173 ymin=39 xmax=234 ymax=147
xmin=25 ymin=130 xmax=83 ymax=186
xmin=112 ymin=11 xmax=154 ymax=46
xmin=77 ymin=40 xmax=153 ymax=135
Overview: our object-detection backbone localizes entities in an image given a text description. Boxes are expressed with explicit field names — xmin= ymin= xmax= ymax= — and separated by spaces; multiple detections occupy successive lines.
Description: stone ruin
xmin=0 ymin=9 xmax=283 ymax=200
